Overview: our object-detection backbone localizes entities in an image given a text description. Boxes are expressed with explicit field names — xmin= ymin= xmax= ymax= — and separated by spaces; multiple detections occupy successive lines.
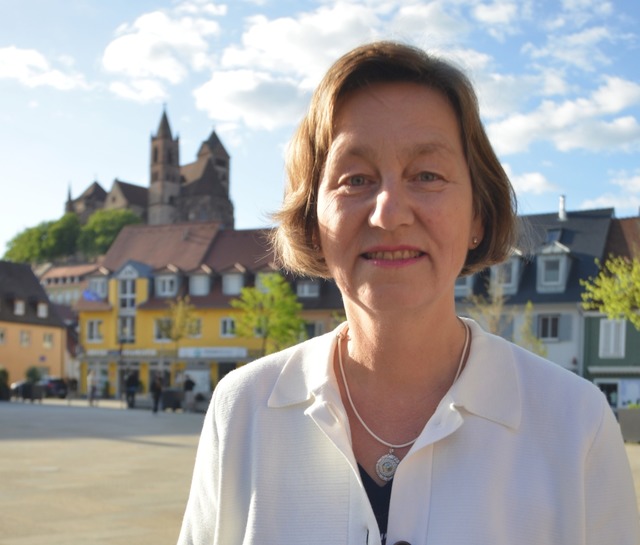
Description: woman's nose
xmin=368 ymin=183 xmax=414 ymax=230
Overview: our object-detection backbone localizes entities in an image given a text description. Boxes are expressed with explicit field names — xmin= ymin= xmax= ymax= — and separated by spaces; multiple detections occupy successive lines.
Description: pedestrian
xmin=183 ymin=374 xmax=195 ymax=413
xmin=87 ymin=370 xmax=97 ymax=407
xmin=125 ymin=371 xmax=138 ymax=409
xmin=150 ymin=373 xmax=162 ymax=414
xmin=177 ymin=41 xmax=639 ymax=545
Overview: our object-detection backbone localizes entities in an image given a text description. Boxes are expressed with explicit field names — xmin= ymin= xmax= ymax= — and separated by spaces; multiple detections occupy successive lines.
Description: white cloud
xmin=522 ymin=26 xmax=613 ymax=71
xmin=193 ymin=70 xmax=307 ymax=130
xmin=503 ymin=164 xmax=559 ymax=195
xmin=487 ymin=76 xmax=640 ymax=154
xmin=580 ymin=193 xmax=640 ymax=215
xmin=102 ymin=6 xmax=222 ymax=99
xmin=0 ymin=46 xmax=89 ymax=90
xmin=610 ymin=169 xmax=640 ymax=193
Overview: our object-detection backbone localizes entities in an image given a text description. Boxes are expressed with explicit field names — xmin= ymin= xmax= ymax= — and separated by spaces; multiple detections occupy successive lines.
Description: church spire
xmin=156 ymin=105 xmax=172 ymax=139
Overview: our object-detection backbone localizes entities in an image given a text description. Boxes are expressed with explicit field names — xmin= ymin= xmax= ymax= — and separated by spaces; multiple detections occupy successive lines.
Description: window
xmin=491 ymin=257 xmax=521 ymax=295
xmin=189 ymin=318 xmax=202 ymax=338
xmin=118 ymin=317 xmax=135 ymax=343
xmin=297 ymin=280 xmax=320 ymax=298
xmin=43 ymin=333 xmax=53 ymax=349
xmin=599 ymin=319 xmax=625 ymax=359
xmin=86 ymin=320 xmax=103 ymax=342
xmin=304 ymin=321 xmax=325 ymax=339
xmin=256 ymin=273 xmax=276 ymax=293
xmin=454 ymin=275 xmax=474 ymax=298
xmin=222 ymin=274 xmax=243 ymax=295
xmin=20 ymin=330 xmax=30 ymax=347
xmin=154 ymin=318 xmax=172 ymax=342
xmin=14 ymin=300 xmax=25 ymax=316
xmin=156 ymin=275 xmax=178 ymax=297
xmin=545 ymin=229 xmax=562 ymax=244
xmin=536 ymin=254 xmax=570 ymax=293
xmin=538 ymin=315 xmax=559 ymax=341
xmin=119 ymin=279 xmax=136 ymax=310
xmin=37 ymin=303 xmax=48 ymax=318
xmin=220 ymin=318 xmax=236 ymax=337
xmin=88 ymin=278 xmax=108 ymax=299
xmin=189 ymin=275 xmax=209 ymax=296
xmin=542 ymin=258 xmax=561 ymax=284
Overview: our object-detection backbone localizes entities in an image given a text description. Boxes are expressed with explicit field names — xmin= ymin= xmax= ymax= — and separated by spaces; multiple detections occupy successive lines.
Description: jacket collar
xmin=450 ymin=318 xmax=522 ymax=430
xmin=267 ymin=326 xmax=342 ymax=409
xmin=267 ymin=319 xmax=522 ymax=431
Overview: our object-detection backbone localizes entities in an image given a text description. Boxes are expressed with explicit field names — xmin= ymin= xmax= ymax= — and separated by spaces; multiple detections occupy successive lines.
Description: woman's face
xmin=316 ymin=82 xmax=483 ymax=315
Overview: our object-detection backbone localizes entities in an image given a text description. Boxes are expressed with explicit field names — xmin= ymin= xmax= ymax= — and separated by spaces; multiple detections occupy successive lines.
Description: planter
xmin=618 ymin=408 xmax=640 ymax=442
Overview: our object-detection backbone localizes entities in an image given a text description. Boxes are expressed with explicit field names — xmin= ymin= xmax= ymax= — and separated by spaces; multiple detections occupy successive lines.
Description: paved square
xmin=1 ymin=399 xmax=639 ymax=544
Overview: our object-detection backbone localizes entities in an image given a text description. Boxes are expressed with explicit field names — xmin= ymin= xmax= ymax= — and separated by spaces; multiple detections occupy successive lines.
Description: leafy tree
xmin=231 ymin=273 xmax=305 ymax=357
xmin=464 ymin=277 xmax=512 ymax=337
xmin=4 ymin=221 xmax=54 ymax=262
xmin=43 ymin=213 xmax=81 ymax=259
xmin=78 ymin=209 xmax=141 ymax=257
xmin=581 ymin=256 xmax=640 ymax=330
xmin=158 ymin=295 xmax=200 ymax=365
xmin=25 ymin=366 xmax=42 ymax=384
xmin=519 ymin=301 xmax=548 ymax=357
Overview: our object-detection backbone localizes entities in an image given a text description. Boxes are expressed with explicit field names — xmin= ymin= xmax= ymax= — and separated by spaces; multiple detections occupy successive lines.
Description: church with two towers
xmin=65 ymin=111 xmax=235 ymax=228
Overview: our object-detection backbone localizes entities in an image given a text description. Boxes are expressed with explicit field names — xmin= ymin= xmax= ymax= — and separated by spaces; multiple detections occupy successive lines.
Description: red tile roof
xmin=604 ymin=217 xmax=640 ymax=259
xmin=204 ymin=228 xmax=275 ymax=273
xmin=101 ymin=221 xmax=220 ymax=272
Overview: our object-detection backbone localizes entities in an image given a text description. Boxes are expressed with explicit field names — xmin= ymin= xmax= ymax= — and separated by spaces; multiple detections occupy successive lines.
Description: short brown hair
xmin=272 ymin=40 xmax=518 ymax=278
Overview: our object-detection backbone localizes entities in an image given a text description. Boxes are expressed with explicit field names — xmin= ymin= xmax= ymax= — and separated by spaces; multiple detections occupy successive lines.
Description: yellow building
xmin=75 ymin=224 xmax=344 ymax=402
xmin=0 ymin=261 xmax=66 ymax=386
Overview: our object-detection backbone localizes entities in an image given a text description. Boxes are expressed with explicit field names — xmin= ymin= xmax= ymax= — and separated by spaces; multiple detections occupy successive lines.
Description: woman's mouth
xmin=362 ymin=249 xmax=424 ymax=260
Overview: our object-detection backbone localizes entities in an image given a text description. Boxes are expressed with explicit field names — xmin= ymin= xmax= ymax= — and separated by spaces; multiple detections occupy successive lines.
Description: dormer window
xmin=156 ymin=275 xmax=178 ymax=297
xmin=536 ymin=242 xmax=571 ymax=294
xmin=189 ymin=274 xmax=210 ymax=296
xmin=490 ymin=254 xmax=522 ymax=295
xmin=14 ymin=299 xmax=25 ymax=316
xmin=37 ymin=302 xmax=48 ymax=318
xmin=255 ymin=272 xmax=276 ymax=294
xmin=454 ymin=275 xmax=474 ymax=298
xmin=222 ymin=273 xmax=244 ymax=295
xmin=297 ymin=279 xmax=320 ymax=298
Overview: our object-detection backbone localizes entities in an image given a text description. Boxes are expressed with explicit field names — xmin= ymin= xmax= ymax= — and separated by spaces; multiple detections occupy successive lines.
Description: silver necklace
xmin=337 ymin=319 xmax=470 ymax=482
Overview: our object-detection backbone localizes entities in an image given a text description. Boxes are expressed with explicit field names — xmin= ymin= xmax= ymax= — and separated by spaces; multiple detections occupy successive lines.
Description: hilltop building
xmin=65 ymin=110 xmax=235 ymax=228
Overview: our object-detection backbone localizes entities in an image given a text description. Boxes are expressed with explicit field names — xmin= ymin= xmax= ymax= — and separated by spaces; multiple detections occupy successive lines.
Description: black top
xmin=359 ymin=464 xmax=393 ymax=545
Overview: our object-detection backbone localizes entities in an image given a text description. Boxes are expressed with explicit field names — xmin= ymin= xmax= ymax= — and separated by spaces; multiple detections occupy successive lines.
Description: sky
xmin=1 ymin=0 xmax=639 ymax=257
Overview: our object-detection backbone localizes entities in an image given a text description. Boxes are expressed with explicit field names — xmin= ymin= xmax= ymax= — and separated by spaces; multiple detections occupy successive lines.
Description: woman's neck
xmin=341 ymin=304 xmax=467 ymax=395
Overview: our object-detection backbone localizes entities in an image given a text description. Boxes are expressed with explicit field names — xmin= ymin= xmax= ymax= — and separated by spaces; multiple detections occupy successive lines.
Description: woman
xmin=177 ymin=42 xmax=639 ymax=545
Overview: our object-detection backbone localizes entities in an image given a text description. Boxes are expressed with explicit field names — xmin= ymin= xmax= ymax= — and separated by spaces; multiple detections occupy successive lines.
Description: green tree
xmin=157 ymin=295 xmax=200 ymax=366
xmin=231 ymin=273 xmax=305 ymax=357
xmin=581 ymin=256 xmax=640 ymax=330
xmin=44 ymin=213 xmax=81 ymax=259
xmin=519 ymin=301 xmax=548 ymax=357
xmin=4 ymin=221 xmax=54 ymax=262
xmin=464 ymin=277 xmax=512 ymax=336
xmin=78 ymin=209 xmax=141 ymax=257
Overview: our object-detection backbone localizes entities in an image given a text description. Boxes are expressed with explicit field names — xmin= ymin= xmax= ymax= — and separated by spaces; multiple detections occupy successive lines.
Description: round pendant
xmin=375 ymin=452 xmax=400 ymax=482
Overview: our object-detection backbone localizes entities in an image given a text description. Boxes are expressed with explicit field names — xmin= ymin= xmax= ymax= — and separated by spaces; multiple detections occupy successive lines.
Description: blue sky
xmin=1 ymin=0 xmax=639 ymax=256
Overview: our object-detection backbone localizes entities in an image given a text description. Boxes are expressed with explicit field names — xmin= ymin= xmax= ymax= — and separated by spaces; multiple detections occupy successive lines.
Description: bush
xmin=26 ymin=366 xmax=42 ymax=384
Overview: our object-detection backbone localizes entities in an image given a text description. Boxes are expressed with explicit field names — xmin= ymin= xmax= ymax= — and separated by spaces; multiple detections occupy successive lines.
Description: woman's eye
xmin=417 ymin=171 xmax=439 ymax=182
xmin=347 ymin=175 xmax=367 ymax=186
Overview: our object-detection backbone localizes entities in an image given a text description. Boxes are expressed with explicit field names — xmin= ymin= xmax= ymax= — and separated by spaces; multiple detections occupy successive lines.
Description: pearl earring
xmin=472 ymin=237 xmax=479 ymax=247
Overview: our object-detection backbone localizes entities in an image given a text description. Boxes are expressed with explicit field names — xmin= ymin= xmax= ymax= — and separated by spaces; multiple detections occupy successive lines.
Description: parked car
xmin=10 ymin=380 xmax=44 ymax=401
xmin=10 ymin=380 xmax=27 ymax=398
xmin=40 ymin=377 xmax=68 ymax=399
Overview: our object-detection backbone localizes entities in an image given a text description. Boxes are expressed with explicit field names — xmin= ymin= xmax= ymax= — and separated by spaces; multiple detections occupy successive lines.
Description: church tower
xmin=148 ymin=109 xmax=180 ymax=225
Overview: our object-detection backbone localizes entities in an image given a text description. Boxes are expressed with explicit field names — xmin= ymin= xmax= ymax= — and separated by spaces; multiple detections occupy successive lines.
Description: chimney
xmin=559 ymin=195 xmax=567 ymax=222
